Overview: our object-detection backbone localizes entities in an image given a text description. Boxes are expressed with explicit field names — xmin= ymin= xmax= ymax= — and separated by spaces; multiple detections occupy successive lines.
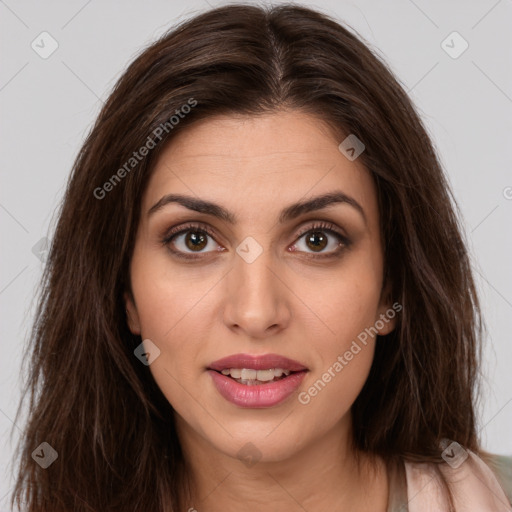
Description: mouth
xmin=211 ymin=367 xmax=301 ymax=385
xmin=208 ymin=353 xmax=308 ymax=379
xmin=207 ymin=353 xmax=308 ymax=408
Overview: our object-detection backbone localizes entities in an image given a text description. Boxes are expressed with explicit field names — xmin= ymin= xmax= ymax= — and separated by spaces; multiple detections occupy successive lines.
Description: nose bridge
xmin=223 ymin=236 xmax=288 ymax=335
xmin=232 ymin=238 xmax=276 ymax=306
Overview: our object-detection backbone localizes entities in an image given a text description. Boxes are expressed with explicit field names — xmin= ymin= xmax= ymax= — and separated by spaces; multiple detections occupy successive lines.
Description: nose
xmin=222 ymin=244 xmax=291 ymax=339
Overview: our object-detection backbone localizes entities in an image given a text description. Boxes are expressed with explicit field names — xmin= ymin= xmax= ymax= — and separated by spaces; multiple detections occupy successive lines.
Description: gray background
xmin=1 ymin=0 xmax=511 ymax=507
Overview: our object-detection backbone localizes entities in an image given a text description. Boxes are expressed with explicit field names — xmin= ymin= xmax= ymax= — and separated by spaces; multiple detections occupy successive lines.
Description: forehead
xmin=142 ymin=111 xmax=378 ymax=228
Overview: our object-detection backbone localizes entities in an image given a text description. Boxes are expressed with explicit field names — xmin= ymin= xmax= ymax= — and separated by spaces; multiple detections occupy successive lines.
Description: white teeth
xmin=256 ymin=369 xmax=275 ymax=381
xmin=230 ymin=368 xmax=242 ymax=379
xmin=240 ymin=368 xmax=257 ymax=380
xmin=219 ymin=368 xmax=293 ymax=382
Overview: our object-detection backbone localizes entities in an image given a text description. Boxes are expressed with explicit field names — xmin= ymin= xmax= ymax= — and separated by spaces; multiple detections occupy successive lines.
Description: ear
xmin=375 ymin=279 xmax=398 ymax=336
xmin=124 ymin=291 xmax=141 ymax=335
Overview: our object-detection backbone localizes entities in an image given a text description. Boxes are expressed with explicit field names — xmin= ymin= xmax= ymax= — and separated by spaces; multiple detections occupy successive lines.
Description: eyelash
xmin=161 ymin=221 xmax=351 ymax=261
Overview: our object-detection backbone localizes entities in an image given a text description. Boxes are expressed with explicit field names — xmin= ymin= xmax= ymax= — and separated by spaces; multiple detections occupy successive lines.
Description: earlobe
xmin=376 ymin=308 xmax=397 ymax=336
xmin=376 ymin=281 xmax=397 ymax=336
xmin=124 ymin=291 xmax=141 ymax=335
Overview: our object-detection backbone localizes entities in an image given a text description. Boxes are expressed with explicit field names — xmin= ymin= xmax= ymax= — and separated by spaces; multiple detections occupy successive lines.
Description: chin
xmin=214 ymin=427 xmax=307 ymax=465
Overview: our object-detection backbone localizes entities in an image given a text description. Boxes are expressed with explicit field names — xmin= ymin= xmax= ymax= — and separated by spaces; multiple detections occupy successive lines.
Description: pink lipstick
xmin=207 ymin=353 xmax=308 ymax=408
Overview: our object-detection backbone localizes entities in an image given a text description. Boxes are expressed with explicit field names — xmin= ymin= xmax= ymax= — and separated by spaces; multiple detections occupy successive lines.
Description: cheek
xmin=295 ymin=253 xmax=381 ymax=413
xmin=129 ymin=248 xmax=224 ymax=406
xmin=297 ymin=270 xmax=380 ymax=422
xmin=296 ymin=340 xmax=375 ymax=448
xmin=129 ymin=262 xmax=211 ymax=419
xmin=129 ymin=244 xmax=219 ymax=344
xmin=307 ymin=249 xmax=383 ymax=345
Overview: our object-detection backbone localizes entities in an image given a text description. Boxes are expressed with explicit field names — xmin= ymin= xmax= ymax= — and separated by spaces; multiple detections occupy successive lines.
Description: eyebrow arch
xmin=147 ymin=191 xmax=367 ymax=225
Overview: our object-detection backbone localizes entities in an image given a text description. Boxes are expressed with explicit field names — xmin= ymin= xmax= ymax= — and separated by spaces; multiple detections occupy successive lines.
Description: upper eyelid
xmin=163 ymin=220 xmax=347 ymax=246
xmin=295 ymin=222 xmax=344 ymax=237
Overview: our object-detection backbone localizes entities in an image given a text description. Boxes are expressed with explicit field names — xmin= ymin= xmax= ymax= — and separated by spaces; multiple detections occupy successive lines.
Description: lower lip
xmin=208 ymin=370 xmax=307 ymax=408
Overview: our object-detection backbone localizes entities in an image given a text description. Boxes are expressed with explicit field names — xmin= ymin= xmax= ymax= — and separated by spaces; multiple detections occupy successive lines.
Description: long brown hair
xmin=11 ymin=3 xmax=484 ymax=510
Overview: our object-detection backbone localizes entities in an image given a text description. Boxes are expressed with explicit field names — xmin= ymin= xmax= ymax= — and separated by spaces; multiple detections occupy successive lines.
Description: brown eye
xmin=291 ymin=221 xmax=351 ymax=257
xmin=161 ymin=223 xmax=221 ymax=259
xmin=304 ymin=231 xmax=328 ymax=252
xmin=183 ymin=231 xmax=208 ymax=251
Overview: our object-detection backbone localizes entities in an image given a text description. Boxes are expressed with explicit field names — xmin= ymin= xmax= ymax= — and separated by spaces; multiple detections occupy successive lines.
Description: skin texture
xmin=125 ymin=110 xmax=396 ymax=511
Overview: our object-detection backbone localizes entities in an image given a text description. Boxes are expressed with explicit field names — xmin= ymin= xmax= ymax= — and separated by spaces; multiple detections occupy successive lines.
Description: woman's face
xmin=125 ymin=110 xmax=396 ymax=463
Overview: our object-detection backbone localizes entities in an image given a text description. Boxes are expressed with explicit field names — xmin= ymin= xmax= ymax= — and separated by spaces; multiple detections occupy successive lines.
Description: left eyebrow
xmin=147 ymin=191 xmax=367 ymax=226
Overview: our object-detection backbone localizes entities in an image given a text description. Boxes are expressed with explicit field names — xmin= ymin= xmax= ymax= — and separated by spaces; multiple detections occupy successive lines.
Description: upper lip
xmin=208 ymin=353 xmax=308 ymax=372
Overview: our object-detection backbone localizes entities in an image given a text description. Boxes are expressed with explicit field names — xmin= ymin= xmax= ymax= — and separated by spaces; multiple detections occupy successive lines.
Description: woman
xmin=11 ymin=3 xmax=512 ymax=511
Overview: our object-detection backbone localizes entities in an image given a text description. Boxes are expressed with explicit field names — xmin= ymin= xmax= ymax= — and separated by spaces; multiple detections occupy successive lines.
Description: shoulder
xmin=482 ymin=452 xmax=512 ymax=505
xmin=402 ymin=450 xmax=512 ymax=511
